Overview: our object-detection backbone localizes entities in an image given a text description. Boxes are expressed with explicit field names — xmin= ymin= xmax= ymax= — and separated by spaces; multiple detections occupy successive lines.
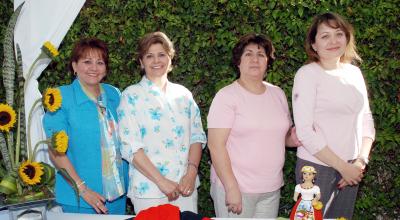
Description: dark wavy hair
xmin=232 ymin=33 xmax=275 ymax=79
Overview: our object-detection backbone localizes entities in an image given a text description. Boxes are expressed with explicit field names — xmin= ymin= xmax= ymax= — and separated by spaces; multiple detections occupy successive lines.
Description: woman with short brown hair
xmin=118 ymin=31 xmax=206 ymax=214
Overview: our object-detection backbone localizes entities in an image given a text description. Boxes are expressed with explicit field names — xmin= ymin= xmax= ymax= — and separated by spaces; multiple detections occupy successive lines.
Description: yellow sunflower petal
xmin=52 ymin=130 xmax=69 ymax=153
xmin=18 ymin=161 xmax=44 ymax=185
xmin=42 ymin=41 xmax=59 ymax=58
xmin=43 ymin=88 xmax=62 ymax=112
xmin=0 ymin=103 xmax=17 ymax=132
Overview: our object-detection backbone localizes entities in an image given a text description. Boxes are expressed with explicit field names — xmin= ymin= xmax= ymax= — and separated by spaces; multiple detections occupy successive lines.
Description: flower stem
xmin=32 ymin=140 xmax=49 ymax=162
xmin=0 ymin=133 xmax=13 ymax=171
xmin=16 ymin=179 xmax=22 ymax=195
xmin=23 ymin=55 xmax=42 ymax=94
xmin=27 ymin=99 xmax=42 ymax=161
xmin=5 ymin=133 xmax=15 ymax=169
xmin=15 ymin=107 xmax=22 ymax=164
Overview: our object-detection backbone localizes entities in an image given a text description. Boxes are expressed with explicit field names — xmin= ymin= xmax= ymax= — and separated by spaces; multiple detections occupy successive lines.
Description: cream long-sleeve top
xmin=292 ymin=62 xmax=375 ymax=166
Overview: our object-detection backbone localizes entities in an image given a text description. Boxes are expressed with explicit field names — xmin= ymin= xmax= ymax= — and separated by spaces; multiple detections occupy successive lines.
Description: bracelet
xmin=357 ymin=156 xmax=369 ymax=165
xmin=187 ymin=162 xmax=198 ymax=172
xmin=79 ymin=187 xmax=88 ymax=197
xmin=76 ymin=180 xmax=86 ymax=189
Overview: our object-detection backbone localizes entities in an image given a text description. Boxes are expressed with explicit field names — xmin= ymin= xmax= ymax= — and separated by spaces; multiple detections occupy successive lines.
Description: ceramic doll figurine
xmin=290 ymin=166 xmax=323 ymax=220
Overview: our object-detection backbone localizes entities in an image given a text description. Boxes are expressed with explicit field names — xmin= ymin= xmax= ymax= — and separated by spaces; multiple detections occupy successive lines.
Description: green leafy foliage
xmin=1 ymin=0 xmax=398 ymax=218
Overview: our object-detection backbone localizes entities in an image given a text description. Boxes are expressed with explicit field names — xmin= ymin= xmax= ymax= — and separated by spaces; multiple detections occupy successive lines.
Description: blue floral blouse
xmin=117 ymin=76 xmax=206 ymax=198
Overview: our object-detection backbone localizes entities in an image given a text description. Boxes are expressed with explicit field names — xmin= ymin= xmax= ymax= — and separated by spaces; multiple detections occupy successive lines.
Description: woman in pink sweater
xmin=208 ymin=33 xmax=301 ymax=218
xmin=292 ymin=12 xmax=375 ymax=219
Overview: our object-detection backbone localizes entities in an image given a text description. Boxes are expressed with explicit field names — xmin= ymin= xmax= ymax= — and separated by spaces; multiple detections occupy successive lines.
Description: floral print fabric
xmin=118 ymin=76 xmax=206 ymax=198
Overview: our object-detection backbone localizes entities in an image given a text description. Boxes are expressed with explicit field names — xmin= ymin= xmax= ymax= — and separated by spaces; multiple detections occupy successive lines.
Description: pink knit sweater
xmin=292 ymin=62 xmax=375 ymax=165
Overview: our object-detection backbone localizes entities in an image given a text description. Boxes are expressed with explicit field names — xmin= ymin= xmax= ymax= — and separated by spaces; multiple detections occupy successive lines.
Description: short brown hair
xmin=69 ymin=38 xmax=109 ymax=73
xmin=232 ymin=33 xmax=275 ymax=78
xmin=305 ymin=12 xmax=361 ymax=64
xmin=137 ymin=32 xmax=175 ymax=75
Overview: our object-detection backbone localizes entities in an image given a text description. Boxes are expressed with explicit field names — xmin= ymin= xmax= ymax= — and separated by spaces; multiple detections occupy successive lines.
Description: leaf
xmin=298 ymin=7 xmax=304 ymax=17
xmin=0 ymin=133 xmax=12 ymax=171
xmin=2 ymin=3 xmax=24 ymax=107
xmin=0 ymin=159 xmax=6 ymax=178
xmin=15 ymin=44 xmax=26 ymax=161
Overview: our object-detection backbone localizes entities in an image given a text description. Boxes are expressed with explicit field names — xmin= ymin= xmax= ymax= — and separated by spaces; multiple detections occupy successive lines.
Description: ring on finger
xmin=96 ymin=201 xmax=100 ymax=206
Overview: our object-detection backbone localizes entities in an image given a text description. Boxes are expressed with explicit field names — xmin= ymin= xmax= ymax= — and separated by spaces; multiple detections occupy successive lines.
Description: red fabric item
xmin=314 ymin=207 xmax=323 ymax=220
xmin=290 ymin=198 xmax=301 ymax=220
xmin=134 ymin=204 xmax=180 ymax=220
xmin=202 ymin=218 xmax=212 ymax=220
xmin=290 ymin=197 xmax=323 ymax=220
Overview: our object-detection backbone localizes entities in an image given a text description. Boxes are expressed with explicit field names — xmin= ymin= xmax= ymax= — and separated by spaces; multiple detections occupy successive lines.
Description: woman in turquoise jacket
xmin=43 ymin=38 xmax=128 ymax=214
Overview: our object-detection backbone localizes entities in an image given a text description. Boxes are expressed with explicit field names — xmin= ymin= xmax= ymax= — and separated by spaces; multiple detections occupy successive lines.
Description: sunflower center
xmin=24 ymin=165 xmax=36 ymax=179
xmin=48 ymin=94 xmax=55 ymax=105
xmin=0 ymin=111 xmax=11 ymax=126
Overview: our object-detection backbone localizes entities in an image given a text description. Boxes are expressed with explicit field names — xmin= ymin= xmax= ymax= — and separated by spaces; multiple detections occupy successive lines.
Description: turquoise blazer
xmin=43 ymin=79 xmax=128 ymax=212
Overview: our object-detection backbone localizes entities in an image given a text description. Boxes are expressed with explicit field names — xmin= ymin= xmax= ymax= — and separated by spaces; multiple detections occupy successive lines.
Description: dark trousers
xmin=295 ymin=158 xmax=359 ymax=219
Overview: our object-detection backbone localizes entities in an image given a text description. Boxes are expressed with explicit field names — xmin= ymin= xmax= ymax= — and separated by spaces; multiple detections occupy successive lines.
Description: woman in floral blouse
xmin=118 ymin=31 xmax=207 ymax=214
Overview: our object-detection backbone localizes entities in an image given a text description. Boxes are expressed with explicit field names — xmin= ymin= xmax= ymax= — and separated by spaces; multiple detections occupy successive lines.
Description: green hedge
xmin=1 ymin=0 xmax=399 ymax=218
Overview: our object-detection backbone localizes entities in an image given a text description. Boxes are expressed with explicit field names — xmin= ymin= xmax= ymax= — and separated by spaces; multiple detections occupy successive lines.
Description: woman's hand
xmin=157 ymin=177 xmax=180 ymax=201
xmin=48 ymin=149 xmax=108 ymax=213
xmin=338 ymin=162 xmax=363 ymax=186
xmin=178 ymin=166 xmax=197 ymax=197
xmin=80 ymin=186 xmax=108 ymax=214
xmin=225 ymin=185 xmax=242 ymax=214
xmin=286 ymin=127 xmax=302 ymax=147
xmin=338 ymin=159 xmax=366 ymax=189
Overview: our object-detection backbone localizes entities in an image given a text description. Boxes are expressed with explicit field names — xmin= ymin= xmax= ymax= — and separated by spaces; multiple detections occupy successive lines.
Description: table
xmin=0 ymin=210 xmax=279 ymax=220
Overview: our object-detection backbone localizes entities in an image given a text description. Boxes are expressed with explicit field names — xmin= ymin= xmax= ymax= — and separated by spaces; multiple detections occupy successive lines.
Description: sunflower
xmin=42 ymin=41 xmax=59 ymax=58
xmin=0 ymin=103 xmax=17 ymax=132
xmin=18 ymin=161 xmax=44 ymax=185
xmin=43 ymin=88 xmax=62 ymax=112
xmin=51 ymin=130 xmax=69 ymax=153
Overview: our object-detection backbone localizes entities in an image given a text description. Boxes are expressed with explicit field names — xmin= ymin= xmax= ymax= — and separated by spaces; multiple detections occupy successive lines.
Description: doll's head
xmin=301 ymin=166 xmax=317 ymax=183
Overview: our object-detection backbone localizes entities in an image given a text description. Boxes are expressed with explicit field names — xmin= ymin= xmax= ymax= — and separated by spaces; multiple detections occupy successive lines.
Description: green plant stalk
xmin=15 ymin=107 xmax=21 ymax=164
xmin=16 ymin=45 xmax=27 ymax=160
xmin=1 ymin=4 xmax=24 ymax=106
xmin=16 ymin=174 xmax=22 ymax=195
xmin=23 ymin=54 xmax=45 ymax=94
xmin=32 ymin=140 xmax=50 ymax=161
xmin=27 ymin=98 xmax=42 ymax=161
xmin=0 ymin=165 xmax=5 ymax=178
xmin=0 ymin=133 xmax=12 ymax=171
xmin=5 ymin=132 xmax=15 ymax=169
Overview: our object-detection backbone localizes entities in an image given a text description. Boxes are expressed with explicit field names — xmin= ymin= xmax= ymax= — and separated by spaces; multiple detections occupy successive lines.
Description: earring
xmin=74 ymin=72 xmax=77 ymax=76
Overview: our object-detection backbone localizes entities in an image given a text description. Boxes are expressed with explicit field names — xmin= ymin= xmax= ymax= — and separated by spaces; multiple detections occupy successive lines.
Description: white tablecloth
xmin=0 ymin=211 xmax=134 ymax=220
xmin=0 ymin=210 xmax=278 ymax=220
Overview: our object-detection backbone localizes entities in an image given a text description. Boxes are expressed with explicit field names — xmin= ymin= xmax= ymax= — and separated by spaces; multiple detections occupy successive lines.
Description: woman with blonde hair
xmin=118 ymin=31 xmax=206 ymax=214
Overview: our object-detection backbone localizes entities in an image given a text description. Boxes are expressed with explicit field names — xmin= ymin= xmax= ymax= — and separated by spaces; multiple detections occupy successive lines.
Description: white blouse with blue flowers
xmin=118 ymin=76 xmax=207 ymax=199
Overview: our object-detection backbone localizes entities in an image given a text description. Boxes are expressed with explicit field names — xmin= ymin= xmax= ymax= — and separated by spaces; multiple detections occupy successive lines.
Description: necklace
xmin=301 ymin=183 xmax=313 ymax=189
